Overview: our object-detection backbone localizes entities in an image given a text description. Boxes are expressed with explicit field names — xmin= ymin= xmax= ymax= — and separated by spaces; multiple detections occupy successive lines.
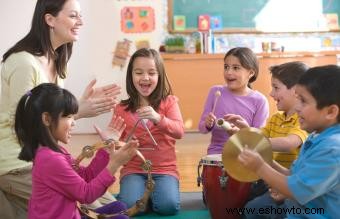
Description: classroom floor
xmin=63 ymin=131 xmax=210 ymax=193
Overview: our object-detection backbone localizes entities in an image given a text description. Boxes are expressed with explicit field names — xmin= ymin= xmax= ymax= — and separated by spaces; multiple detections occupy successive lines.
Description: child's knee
xmin=152 ymin=199 xmax=180 ymax=215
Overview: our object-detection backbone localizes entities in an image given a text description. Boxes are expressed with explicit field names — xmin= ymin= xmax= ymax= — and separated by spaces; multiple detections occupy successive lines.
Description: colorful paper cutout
xmin=210 ymin=15 xmax=222 ymax=30
xmin=112 ymin=39 xmax=132 ymax=69
xmin=135 ymin=40 xmax=150 ymax=50
xmin=198 ymin=14 xmax=210 ymax=31
xmin=324 ymin=13 xmax=339 ymax=30
xmin=121 ymin=7 xmax=155 ymax=33
xmin=173 ymin=15 xmax=186 ymax=31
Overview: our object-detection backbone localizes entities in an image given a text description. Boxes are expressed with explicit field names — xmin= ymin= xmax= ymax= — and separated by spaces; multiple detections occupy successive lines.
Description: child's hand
xmin=224 ymin=114 xmax=249 ymax=129
xmin=77 ymin=79 xmax=121 ymax=119
xmin=225 ymin=125 xmax=240 ymax=136
xmin=269 ymin=188 xmax=285 ymax=204
xmin=108 ymin=115 xmax=126 ymax=139
xmin=205 ymin=112 xmax=216 ymax=129
xmin=238 ymin=145 xmax=265 ymax=172
xmin=107 ymin=140 xmax=139 ymax=174
xmin=136 ymin=106 xmax=161 ymax=124
xmin=93 ymin=117 xmax=125 ymax=141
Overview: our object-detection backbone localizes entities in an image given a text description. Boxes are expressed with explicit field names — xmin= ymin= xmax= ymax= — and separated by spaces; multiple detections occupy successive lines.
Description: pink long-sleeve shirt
xmin=113 ymin=95 xmax=184 ymax=179
xmin=28 ymin=146 xmax=115 ymax=219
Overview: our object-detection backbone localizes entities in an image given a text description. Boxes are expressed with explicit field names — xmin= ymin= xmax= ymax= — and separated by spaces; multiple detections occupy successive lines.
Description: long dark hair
xmin=2 ymin=0 xmax=72 ymax=79
xmin=121 ymin=48 xmax=173 ymax=112
xmin=15 ymin=83 xmax=78 ymax=162
xmin=224 ymin=47 xmax=259 ymax=88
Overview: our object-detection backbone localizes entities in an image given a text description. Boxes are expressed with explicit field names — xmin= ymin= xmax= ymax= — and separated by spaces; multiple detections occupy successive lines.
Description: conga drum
xmin=197 ymin=154 xmax=251 ymax=219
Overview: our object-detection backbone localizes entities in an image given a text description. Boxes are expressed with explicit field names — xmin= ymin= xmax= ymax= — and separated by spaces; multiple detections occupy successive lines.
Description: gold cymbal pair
xmin=222 ymin=127 xmax=272 ymax=182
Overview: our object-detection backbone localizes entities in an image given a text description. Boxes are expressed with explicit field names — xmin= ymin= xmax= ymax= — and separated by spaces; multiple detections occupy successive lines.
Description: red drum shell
xmin=200 ymin=154 xmax=251 ymax=219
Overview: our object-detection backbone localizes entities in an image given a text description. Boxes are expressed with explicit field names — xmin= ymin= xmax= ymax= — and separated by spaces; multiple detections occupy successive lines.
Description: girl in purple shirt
xmin=198 ymin=47 xmax=269 ymax=154
xmin=15 ymin=83 xmax=138 ymax=219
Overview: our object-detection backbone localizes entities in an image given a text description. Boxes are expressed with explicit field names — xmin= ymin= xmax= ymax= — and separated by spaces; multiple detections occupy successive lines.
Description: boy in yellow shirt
xmin=225 ymin=61 xmax=309 ymax=218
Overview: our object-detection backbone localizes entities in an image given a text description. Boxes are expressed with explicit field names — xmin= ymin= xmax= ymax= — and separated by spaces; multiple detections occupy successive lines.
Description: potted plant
xmin=165 ymin=36 xmax=185 ymax=53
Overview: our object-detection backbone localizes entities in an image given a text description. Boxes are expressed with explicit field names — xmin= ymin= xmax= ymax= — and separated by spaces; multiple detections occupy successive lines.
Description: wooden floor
xmin=64 ymin=132 xmax=210 ymax=193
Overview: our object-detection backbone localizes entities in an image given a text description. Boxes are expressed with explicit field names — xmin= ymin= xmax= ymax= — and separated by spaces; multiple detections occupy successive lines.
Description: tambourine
xmin=75 ymin=139 xmax=155 ymax=217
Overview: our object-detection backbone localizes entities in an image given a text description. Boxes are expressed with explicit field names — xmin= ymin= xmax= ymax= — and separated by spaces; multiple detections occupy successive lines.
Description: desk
xmin=162 ymin=51 xmax=339 ymax=131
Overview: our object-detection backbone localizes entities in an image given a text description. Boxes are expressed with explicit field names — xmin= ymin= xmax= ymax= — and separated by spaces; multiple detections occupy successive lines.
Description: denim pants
xmin=244 ymin=191 xmax=286 ymax=219
xmin=117 ymin=173 xmax=180 ymax=215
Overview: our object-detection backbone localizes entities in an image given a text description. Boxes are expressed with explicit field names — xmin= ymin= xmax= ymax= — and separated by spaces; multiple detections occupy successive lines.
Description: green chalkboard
xmin=323 ymin=0 xmax=340 ymax=15
xmin=168 ymin=0 xmax=340 ymax=33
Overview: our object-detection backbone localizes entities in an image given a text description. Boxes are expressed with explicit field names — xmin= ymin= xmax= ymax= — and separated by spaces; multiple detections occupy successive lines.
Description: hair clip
xmin=24 ymin=90 xmax=32 ymax=107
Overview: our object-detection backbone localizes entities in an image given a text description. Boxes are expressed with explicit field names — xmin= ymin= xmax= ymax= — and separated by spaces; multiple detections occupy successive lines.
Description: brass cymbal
xmin=222 ymin=127 xmax=272 ymax=182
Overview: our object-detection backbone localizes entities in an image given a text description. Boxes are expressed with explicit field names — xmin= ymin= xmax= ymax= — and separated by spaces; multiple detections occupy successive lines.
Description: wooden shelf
xmin=161 ymin=51 xmax=340 ymax=60
xmin=162 ymin=51 xmax=340 ymax=131
xmin=168 ymin=29 xmax=340 ymax=35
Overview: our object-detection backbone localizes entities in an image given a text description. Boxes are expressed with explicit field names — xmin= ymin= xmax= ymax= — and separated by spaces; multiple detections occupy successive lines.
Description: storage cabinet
xmin=162 ymin=51 xmax=339 ymax=131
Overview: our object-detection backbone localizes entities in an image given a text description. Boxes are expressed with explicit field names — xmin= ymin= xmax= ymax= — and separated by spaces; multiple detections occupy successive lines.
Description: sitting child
xmin=238 ymin=65 xmax=340 ymax=218
xmin=15 ymin=83 xmax=138 ymax=219
xmin=225 ymin=62 xmax=309 ymax=218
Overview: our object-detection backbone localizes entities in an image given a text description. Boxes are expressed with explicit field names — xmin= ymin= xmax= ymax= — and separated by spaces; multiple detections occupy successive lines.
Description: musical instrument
xmin=222 ymin=127 xmax=272 ymax=182
xmin=212 ymin=90 xmax=221 ymax=114
xmin=197 ymin=125 xmax=272 ymax=218
xmin=216 ymin=118 xmax=232 ymax=131
xmin=197 ymin=154 xmax=251 ymax=219
xmin=76 ymin=118 xmax=158 ymax=218
xmin=76 ymin=139 xmax=154 ymax=218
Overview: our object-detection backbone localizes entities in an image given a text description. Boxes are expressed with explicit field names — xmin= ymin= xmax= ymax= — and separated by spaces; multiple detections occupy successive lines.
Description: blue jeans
xmin=244 ymin=191 xmax=286 ymax=219
xmin=117 ymin=174 xmax=180 ymax=215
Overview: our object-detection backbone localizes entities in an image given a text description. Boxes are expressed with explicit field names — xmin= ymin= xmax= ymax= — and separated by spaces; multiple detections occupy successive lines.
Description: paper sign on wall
xmin=112 ymin=39 xmax=132 ymax=69
xmin=173 ymin=15 xmax=186 ymax=31
xmin=121 ymin=7 xmax=155 ymax=33
xmin=198 ymin=14 xmax=210 ymax=31
xmin=324 ymin=13 xmax=339 ymax=30
xmin=210 ymin=15 xmax=222 ymax=30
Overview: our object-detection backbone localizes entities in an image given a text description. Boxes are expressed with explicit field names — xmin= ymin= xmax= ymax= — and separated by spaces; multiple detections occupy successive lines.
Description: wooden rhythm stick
xmin=212 ymin=90 xmax=221 ymax=114
xmin=76 ymin=119 xmax=158 ymax=217
xmin=76 ymin=139 xmax=155 ymax=218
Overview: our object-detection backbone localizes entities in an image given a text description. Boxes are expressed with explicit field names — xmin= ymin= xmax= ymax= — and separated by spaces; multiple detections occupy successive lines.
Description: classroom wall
xmin=1 ymin=0 xmax=339 ymax=133
xmin=0 ymin=0 xmax=166 ymax=133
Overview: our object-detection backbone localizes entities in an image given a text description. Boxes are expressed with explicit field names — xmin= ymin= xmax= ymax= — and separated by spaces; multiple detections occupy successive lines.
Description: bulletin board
xmin=168 ymin=0 xmax=340 ymax=33
xmin=121 ymin=6 xmax=155 ymax=33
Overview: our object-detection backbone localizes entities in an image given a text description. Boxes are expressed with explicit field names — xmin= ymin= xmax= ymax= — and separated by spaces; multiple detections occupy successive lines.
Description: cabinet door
xmin=163 ymin=53 xmax=338 ymax=131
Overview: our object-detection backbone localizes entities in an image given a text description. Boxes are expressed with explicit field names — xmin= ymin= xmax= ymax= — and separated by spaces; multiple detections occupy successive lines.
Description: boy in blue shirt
xmin=239 ymin=65 xmax=340 ymax=218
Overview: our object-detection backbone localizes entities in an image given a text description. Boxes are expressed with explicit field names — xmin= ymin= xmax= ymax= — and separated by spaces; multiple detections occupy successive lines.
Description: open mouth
xmin=71 ymin=28 xmax=80 ymax=36
xmin=139 ymin=83 xmax=151 ymax=93
xmin=227 ymin=78 xmax=237 ymax=83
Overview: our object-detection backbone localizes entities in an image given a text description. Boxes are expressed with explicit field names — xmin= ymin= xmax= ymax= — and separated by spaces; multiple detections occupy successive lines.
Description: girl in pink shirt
xmin=111 ymin=48 xmax=184 ymax=216
xmin=15 ymin=83 xmax=138 ymax=219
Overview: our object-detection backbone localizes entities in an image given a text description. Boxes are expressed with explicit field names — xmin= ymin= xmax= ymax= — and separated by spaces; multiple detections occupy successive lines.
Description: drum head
xmin=201 ymin=154 xmax=222 ymax=166
xmin=222 ymin=127 xmax=272 ymax=182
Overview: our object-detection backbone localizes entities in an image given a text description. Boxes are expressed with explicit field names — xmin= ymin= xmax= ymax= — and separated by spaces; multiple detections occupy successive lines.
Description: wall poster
xmin=121 ymin=6 xmax=155 ymax=33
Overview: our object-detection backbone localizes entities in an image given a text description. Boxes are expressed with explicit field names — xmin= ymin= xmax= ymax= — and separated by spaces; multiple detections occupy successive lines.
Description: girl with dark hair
xmin=198 ymin=47 xmax=269 ymax=154
xmin=15 ymin=83 xmax=137 ymax=219
xmin=0 ymin=0 xmax=120 ymax=217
